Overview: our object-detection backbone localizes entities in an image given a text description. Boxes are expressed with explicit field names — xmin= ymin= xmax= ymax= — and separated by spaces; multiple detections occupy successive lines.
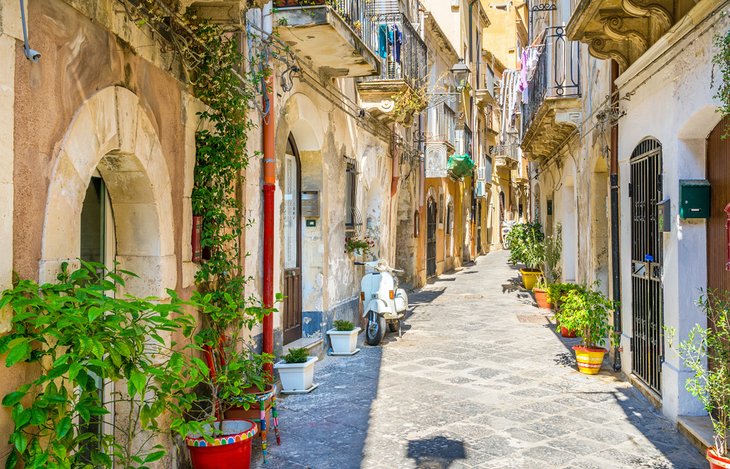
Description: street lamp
xmin=451 ymin=59 xmax=471 ymax=91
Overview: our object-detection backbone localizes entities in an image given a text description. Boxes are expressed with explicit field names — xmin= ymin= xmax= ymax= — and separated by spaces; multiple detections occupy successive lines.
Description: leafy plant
xmin=391 ymin=85 xmax=429 ymax=125
xmin=558 ymin=284 xmax=618 ymax=349
xmin=334 ymin=320 xmax=355 ymax=332
xmin=669 ymin=290 xmax=730 ymax=457
xmin=548 ymin=282 xmax=584 ymax=312
xmin=713 ymin=29 xmax=730 ymax=136
xmin=543 ymin=224 xmax=562 ymax=284
xmin=522 ymin=227 xmax=546 ymax=271
xmin=346 ymin=236 xmax=375 ymax=255
xmin=505 ymin=222 xmax=544 ymax=266
xmin=0 ymin=261 xmax=210 ymax=468
xmin=283 ymin=348 xmax=310 ymax=364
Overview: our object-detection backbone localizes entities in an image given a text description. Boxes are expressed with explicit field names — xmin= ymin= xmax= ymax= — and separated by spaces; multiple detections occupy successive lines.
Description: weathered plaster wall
xmin=616 ymin=2 xmax=727 ymax=421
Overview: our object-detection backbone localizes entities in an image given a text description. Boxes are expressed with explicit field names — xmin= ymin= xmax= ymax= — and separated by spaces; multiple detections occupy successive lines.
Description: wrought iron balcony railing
xmin=521 ymin=26 xmax=581 ymax=135
xmin=490 ymin=143 xmax=519 ymax=161
xmin=274 ymin=0 xmax=374 ymax=53
xmin=359 ymin=12 xmax=427 ymax=89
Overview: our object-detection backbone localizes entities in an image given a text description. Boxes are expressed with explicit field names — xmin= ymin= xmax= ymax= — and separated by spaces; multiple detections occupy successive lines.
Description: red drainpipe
xmin=262 ymin=74 xmax=275 ymax=377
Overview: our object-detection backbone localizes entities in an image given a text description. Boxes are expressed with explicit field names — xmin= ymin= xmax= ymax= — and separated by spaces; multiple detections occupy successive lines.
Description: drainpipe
xmin=610 ymin=60 xmax=622 ymax=372
xmin=262 ymin=1 xmax=275 ymax=377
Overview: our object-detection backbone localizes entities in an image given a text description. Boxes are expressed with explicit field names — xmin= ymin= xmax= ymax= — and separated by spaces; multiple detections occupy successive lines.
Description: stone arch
xmin=41 ymin=86 xmax=175 ymax=297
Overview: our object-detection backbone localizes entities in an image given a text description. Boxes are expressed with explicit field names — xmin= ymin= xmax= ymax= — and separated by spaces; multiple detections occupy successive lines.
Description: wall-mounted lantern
xmin=451 ymin=59 xmax=471 ymax=92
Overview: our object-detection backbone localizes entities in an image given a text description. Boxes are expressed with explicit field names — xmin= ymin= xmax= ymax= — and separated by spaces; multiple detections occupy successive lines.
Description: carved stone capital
xmin=602 ymin=12 xmax=650 ymax=52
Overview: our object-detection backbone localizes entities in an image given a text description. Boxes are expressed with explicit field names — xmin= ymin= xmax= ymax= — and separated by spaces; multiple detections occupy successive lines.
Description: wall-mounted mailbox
xmin=657 ymin=199 xmax=671 ymax=232
xmin=679 ymin=179 xmax=710 ymax=219
xmin=301 ymin=191 xmax=320 ymax=217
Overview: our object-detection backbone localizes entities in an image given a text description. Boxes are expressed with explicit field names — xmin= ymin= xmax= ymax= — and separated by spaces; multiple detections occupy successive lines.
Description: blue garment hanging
xmin=378 ymin=24 xmax=388 ymax=59
xmin=394 ymin=25 xmax=402 ymax=63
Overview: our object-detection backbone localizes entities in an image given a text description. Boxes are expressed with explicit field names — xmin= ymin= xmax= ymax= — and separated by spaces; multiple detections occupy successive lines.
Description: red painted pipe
xmin=262 ymin=72 xmax=275 ymax=378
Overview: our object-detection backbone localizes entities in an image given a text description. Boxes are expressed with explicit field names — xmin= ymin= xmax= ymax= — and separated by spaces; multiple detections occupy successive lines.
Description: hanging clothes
xmin=518 ymin=49 xmax=528 ymax=92
xmin=378 ymin=24 xmax=388 ymax=59
xmin=394 ymin=25 xmax=403 ymax=63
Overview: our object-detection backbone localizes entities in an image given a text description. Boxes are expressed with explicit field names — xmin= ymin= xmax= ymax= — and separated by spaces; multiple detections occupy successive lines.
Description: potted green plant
xmin=327 ymin=320 xmax=361 ymax=355
xmin=0 ymin=262 xmax=210 ymax=468
xmin=550 ymin=282 xmax=584 ymax=337
xmin=670 ymin=290 xmax=729 ymax=468
xmin=520 ymin=226 xmax=545 ymax=291
xmin=274 ymin=347 xmax=318 ymax=394
xmin=346 ymin=236 xmax=374 ymax=256
xmin=534 ymin=225 xmax=562 ymax=308
xmin=533 ymin=276 xmax=551 ymax=309
xmin=558 ymin=284 xmax=617 ymax=375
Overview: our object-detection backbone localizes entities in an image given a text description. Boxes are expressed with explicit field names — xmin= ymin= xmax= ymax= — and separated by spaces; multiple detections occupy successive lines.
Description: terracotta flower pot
xmin=560 ymin=326 xmax=577 ymax=338
xmin=573 ymin=346 xmax=606 ymax=375
xmin=533 ymin=287 xmax=551 ymax=309
xmin=707 ymin=447 xmax=730 ymax=469
xmin=223 ymin=384 xmax=275 ymax=432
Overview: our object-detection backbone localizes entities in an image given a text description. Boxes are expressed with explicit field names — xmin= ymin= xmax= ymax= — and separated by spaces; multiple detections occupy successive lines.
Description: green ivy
xmin=714 ymin=29 xmax=730 ymax=135
xmin=0 ymin=262 xmax=211 ymax=468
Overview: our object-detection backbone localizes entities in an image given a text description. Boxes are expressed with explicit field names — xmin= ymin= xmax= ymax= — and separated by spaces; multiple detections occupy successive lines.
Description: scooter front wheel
xmin=366 ymin=311 xmax=385 ymax=346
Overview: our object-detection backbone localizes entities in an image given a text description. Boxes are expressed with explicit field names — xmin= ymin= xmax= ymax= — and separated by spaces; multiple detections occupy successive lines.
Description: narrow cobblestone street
xmin=257 ymin=251 xmax=707 ymax=469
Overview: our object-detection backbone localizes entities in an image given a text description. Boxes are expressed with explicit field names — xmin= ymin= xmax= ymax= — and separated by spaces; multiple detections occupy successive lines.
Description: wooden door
xmin=283 ymin=139 xmax=302 ymax=344
xmin=707 ymin=117 xmax=730 ymax=292
xmin=427 ymin=198 xmax=437 ymax=277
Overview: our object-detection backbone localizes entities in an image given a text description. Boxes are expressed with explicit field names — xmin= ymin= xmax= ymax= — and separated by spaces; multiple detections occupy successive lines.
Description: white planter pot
xmin=327 ymin=327 xmax=361 ymax=355
xmin=274 ymin=356 xmax=318 ymax=393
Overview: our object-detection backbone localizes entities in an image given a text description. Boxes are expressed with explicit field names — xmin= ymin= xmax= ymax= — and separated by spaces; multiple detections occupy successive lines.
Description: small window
xmin=439 ymin=194 xmax=445 ymax=225
xmin=414 ymin=210 xmax=420 ymax=237
xmin=345 ymin=159 xmax=357 ymax=230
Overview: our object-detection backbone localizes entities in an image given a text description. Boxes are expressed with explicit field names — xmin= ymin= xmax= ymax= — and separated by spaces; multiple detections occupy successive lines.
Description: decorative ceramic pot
xmin=186 ymin=419 xmax=258 ymax=469
xmin=573 ymin=346 xmax=606 ymax=375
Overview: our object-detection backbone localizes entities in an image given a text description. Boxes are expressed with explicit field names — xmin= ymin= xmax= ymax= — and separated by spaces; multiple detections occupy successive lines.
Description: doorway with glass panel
xmin=283 ymin=136 xmax=303 ymax=344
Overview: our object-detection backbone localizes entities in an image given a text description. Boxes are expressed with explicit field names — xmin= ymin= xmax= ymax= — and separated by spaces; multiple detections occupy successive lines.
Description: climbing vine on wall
xmin=714 ymin=28 xmax=730 ymax=134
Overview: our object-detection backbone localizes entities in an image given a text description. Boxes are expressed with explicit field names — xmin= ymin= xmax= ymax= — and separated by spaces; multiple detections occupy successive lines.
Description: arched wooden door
xmin=283 ymin=136 xmax=302 ymax=344
xmin=427 ymin=198 xmax=437 ymax=277
xmin=707 ymin=117 xmax=730 ymax=293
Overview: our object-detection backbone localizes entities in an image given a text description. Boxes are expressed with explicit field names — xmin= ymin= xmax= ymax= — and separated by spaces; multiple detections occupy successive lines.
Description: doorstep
xmin=678 ymin=415 xmax=713 ymax=455
xmin=282 ymin=336 xmax=324 ymax=360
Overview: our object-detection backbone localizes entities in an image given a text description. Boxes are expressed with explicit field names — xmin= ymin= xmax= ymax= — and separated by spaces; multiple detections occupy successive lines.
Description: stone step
xmin=678 ymin=415 xmax=713 ymax=455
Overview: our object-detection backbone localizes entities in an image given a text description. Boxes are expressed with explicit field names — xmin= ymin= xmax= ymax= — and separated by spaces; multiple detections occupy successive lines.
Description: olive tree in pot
xmin=534 ymin=225 xmax=562 ymax=308
xmin=558 ymin=285 xmax=617 ymax=375
xmin=670 ymin=290 xmax=730 ymax=468
xmin=517 ymin=224 xmax=545 ymax=291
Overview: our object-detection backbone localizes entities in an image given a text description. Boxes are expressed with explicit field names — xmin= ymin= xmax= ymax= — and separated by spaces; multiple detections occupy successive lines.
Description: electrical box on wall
xmin=657 ymin=199 xmax=671 ymax=232
xmin=679 ymin=180 xmax=710 ymax=219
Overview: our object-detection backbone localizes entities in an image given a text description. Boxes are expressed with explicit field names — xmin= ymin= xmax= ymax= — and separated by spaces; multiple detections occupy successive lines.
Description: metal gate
xmin=427 ymin=198 xmax=437 ymax=277
xmin=630 ymin=138 xmax=664 ymax=395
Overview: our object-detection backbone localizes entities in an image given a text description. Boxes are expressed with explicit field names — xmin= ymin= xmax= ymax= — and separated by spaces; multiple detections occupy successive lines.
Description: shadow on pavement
xmin=406 ymin=436 xmax=467 ymax=469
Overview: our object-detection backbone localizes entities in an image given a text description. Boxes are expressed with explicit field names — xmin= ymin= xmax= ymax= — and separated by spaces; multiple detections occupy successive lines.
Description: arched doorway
xmin=630 ymin=137 xmax=664 ymax=395
xmin=427 ymin=197 xmax=437 ymax=277
xmin=283 ymin=135 xmax=302 ymax=344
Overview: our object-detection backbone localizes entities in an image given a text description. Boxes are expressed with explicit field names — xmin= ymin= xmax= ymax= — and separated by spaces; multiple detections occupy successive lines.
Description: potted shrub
xmin=533 ymin=276 xmax=551 ymax=309
xmin=327 ymin=320 xmax=361 ymax=355
xmin=520 ymin=226 xmax=545 ymax=291
xmin=346 ymin=236 xmax=374 ymax=256
xmin=0 ymin=262 xmax=210 ymax=467
xmin=550 ymin=283 xmax=584 ymax=338
xmin=221 ymin=350 xmax=275 ymax=431
xmin=671 ymin=290 xmax=729 ymax=468
xmin=275 ymin=347 xmax=318 ymax=394
xmin=558 ymin=285 xmax=617 ymax=375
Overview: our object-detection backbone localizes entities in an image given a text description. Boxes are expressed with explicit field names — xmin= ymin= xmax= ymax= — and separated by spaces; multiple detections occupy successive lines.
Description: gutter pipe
xmin=610 ymin=60 xmax=622 ymax=372
xmin=262 ymin=1 xmax=275 ymax=377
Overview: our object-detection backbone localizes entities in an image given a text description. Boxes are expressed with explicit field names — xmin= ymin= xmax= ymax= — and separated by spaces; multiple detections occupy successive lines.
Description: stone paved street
xmin=254 ymin=251 xmax=707 ymax=469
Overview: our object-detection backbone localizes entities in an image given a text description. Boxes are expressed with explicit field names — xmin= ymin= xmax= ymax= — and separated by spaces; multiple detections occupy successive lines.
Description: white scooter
xmin=354 ymin=259 xmax=409 ymax=346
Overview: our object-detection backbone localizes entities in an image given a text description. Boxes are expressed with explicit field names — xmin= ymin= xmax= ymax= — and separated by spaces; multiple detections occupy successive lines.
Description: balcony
xmin=521 ymin=26 xmax=581 ymax=161
xmin=357 ymin=12 xmax=428 ymax=124
xmin=273 ymin=0 xmax=380 ymax=77
xmin=490 ymin=143 xmax=519 ymax=170
xmin=566 ymin=0 xmax=697 ymax=70
xmin=425 ymin=99 xmax=457 ymax=178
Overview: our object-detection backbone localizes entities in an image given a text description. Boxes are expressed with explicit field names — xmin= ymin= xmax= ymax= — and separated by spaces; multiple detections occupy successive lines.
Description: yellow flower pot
xmin=573 ymin=346 xmax=607 ymax=375
xmin=519 ymin=269 xmax=541 ymax=290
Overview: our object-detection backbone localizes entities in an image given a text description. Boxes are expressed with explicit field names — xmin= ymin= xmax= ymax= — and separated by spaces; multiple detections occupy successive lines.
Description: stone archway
xmin=40 ymin=86 xmax=175 ymax=298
